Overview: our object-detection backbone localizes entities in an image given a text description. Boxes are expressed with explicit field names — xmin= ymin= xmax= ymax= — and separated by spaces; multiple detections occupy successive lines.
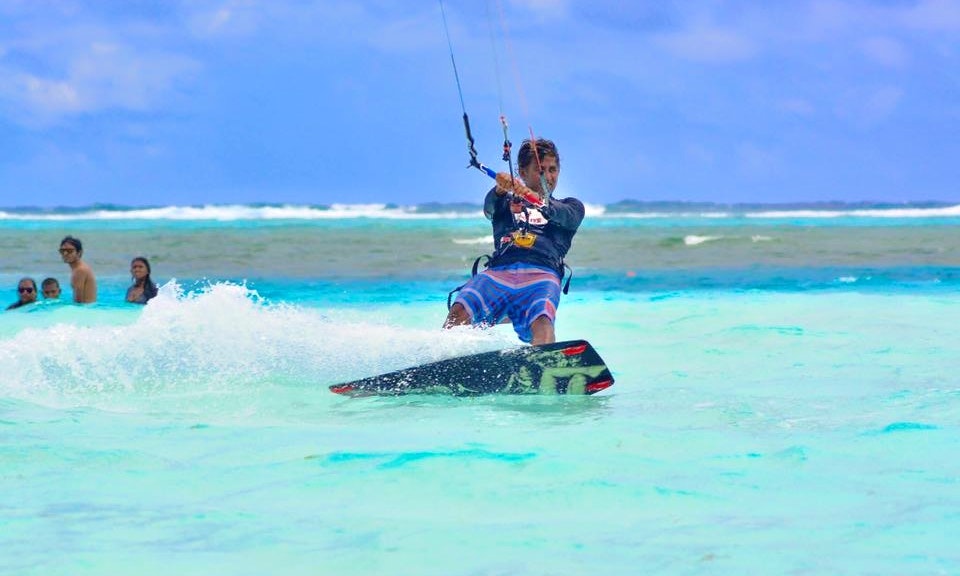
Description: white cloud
xmin=860 ymin=36 xmax=909 ymax=68
xmin=902 ymin=0 xmax=960 ymax=31
xmin=835 ymin=85 xmax=904 ymax=128
xmin=2 ymin=39 xmax=200 ymax=126
xmin=22 ymin=75 xmax=82 ymax=113
xmin=655 ymin=24 xmax=755 ymax=63
xmin=861 ymin=38 xmax=910 ymax=68
xmin=796 ymin=0 xmax=960 ymax=43
xmin=506 ymin=0 xmax=571 ymax=20
xmin=211 ymin=8 xmax=233 ymax=31
xmin=513 ymin=0 xmax=568 ymax=8
xmin=805 ymin=0 xmax=860 ymax=36
xmin=188 ymin=0 xmax=261 ymax=38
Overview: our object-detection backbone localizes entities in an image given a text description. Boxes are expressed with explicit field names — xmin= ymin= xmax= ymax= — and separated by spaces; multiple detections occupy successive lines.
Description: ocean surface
xmin=2 ymin=202 xmax=959 ymax=575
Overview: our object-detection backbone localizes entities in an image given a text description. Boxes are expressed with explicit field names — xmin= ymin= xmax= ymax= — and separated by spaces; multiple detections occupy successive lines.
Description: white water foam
xmin=684 ymin=235 xmax=724 ymax=246
xmin=610 ymin=211 xmax=734 ymax=219
xmin=0 ymin=281 xmax=507 ymax=411
xmin=0 ymin=204 xmax=482 ymax=221
xmin=3 ymin=202 xmax=959 ymax=221
xmin=745 ymin=205 xmax=960 ymax=218
xmin=452 ymin=236 xmax=493 ymax=245
xmin=581 ymin=202 xmax=606 ymax=217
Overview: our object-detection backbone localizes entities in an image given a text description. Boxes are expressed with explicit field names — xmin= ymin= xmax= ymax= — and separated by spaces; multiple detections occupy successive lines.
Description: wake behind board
xmin=329 ymin=340 xmax=614 ymax=397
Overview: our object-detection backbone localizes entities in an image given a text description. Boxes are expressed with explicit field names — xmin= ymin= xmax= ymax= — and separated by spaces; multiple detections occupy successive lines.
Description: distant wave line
xmin=452 ymin=236 xmax=493 ymax=245
xmin=2 ymin=202 xmax=959 ymax=221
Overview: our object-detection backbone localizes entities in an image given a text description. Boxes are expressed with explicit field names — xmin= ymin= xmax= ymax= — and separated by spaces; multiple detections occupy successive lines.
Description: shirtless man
xmin=59 ymin=236 xmax=97 ymax=303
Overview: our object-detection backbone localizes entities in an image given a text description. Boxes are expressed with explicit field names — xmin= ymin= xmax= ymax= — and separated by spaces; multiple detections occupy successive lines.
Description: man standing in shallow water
xmin=59 ymin=236 xmax=97 ymax=303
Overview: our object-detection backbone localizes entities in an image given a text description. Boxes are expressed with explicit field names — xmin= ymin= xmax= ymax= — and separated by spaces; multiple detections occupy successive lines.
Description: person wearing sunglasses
xmin=6 ymin=278 xmax=38 ymax=310
xmin=59 ymin=235 xmax=97 ymax=303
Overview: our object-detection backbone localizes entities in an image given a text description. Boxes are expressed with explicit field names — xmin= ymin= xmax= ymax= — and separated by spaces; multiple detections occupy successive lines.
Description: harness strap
xmin=446 ymin=283 xmax=464 ymax=311
xmin=449 ymin=255 xmax=572 ymax=309
xmin=561 ymin=261 xmax=573 ymax=295
xmin=447 ymin=255 xmax=492 ymax=310
xmin=471 ymin=254 xmax=490 ymax=276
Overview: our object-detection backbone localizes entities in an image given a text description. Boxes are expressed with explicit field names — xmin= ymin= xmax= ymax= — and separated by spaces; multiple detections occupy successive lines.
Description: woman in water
xmin=126 ymin=257 xmax=159 ymax=304
xmin=6 ymin=277 xmax=38 ymax=310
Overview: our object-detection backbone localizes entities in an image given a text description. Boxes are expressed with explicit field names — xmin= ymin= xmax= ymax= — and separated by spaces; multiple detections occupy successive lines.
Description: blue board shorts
xmin=453 ymin=263 xmax=562 ymax=343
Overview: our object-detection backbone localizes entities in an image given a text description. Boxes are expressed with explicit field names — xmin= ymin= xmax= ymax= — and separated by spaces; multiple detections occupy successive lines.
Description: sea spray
xmin=0 ymin=281 xmax=509 ymax=414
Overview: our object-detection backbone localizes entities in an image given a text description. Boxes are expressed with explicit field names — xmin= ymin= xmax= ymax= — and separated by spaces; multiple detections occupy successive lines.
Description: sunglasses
xmin=59 ymin=248 xmax=77 ymax=255
xmin=19 ymin=287 xmax=35 ymax=294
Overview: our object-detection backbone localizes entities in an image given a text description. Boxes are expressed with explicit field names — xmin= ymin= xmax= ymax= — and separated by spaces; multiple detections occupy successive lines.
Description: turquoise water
xmin=2 ymin=206 xmax=959 ymax=574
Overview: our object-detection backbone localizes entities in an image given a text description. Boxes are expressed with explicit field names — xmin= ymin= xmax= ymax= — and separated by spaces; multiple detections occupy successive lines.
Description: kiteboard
xmin=329 ymin=339 xmax=614 ymax=397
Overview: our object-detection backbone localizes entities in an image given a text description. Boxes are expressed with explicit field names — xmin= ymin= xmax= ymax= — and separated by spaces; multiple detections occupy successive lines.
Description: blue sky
xmin=1 ymin=0 xmax=959 ymax=208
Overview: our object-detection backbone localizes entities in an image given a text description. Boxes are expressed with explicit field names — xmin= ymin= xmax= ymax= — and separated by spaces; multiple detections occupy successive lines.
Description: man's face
xmin=17 ymin=280 xmax=37 ymax=304
xmin=60 ymin=244 xmax=79 ymax=264
xmin=520 ymin=155 xmax=560 ymax=195
xmin=42 ymin=283 xmax=61 ymax=299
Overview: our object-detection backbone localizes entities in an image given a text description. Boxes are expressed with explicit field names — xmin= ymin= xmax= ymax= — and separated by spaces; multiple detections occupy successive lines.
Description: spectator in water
xmin=41 ymin=277 xmax=61 ymax=299
xmin=59 ymin=236 xmax=97 ymax=303
xmin=6 ymin=277 xmax=38 ymax=310
xmin=126 ymin=256 xmax=158 ymax=304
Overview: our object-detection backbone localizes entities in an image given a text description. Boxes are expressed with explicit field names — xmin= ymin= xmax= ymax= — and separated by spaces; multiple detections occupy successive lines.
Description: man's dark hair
xmin=518 ymin=138 xmax=560 ymax=171
xmin=60 ymin=235 xmax=83 ymax=253
xmin=41 ymin=277 xmax=59 ymax=288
